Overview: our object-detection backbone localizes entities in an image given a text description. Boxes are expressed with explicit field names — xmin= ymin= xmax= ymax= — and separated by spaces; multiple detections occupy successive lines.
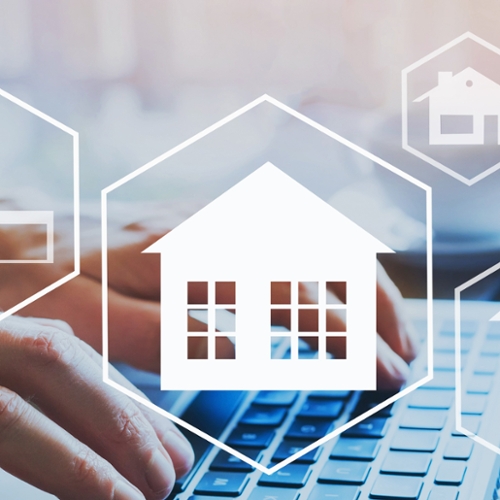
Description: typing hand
xmin=0 ymin=316 xmax=193 ymax=500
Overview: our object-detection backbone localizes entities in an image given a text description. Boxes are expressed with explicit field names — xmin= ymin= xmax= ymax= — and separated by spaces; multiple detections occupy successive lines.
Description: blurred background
xmin=0 ymin=0 xmax=499 ymax=298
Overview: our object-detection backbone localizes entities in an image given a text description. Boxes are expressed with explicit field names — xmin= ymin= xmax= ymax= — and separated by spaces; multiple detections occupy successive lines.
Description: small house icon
xmin=414 ymin=67 xmax=500 ymax=146
xmin=144 ymin=163 xmax=393 ymax=391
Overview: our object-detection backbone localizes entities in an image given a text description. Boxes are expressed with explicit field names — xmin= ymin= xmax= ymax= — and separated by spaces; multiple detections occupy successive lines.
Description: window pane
xmin=271 ymin=308 xmax=290 ymax=329
xmin=326 ymin=308 xmax=346 ymax=332
xmin=326 ymin=336 xmax=346 ymax=359
xmin=327 ymin=282 xmax=346 ymax=304
xmin=298 ymin=308 xmax=318 ymax=332
xmin=216 ymin=336 xmax=235 ymax=359
xmin=187 ymin=309 xmax=208 ymax=331
xmin=216 ymin=309 xmax=236 ymax=332
xmin=271 ymin=281 xmax=291 ymax=304
xmin=216 ymin=281 xmax=236 ymax=305
xmin=299 ymin=336 xmax=318 ymax=359
xmin=188 ymin=281 xmax=208 ymax=304
xmin=299 ymin=282 xmax=318 ymax=304
xmin=187 ymin=336 xmax=208 ymax=359
xmin=271 ymin=336 xmax=291 ymax=359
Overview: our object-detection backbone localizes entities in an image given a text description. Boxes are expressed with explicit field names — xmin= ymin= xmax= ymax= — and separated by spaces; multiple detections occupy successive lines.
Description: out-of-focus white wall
xmin=0 ymin=0 xmax=497 ymax=199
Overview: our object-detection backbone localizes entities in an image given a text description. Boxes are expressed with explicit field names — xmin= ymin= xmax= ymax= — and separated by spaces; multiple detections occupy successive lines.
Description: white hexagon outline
xmin=402 ymin=31 xmax=500 ymax=186
xmin=101 ymin=94 xmax=434 ymax=475
xmin=0 ymin=87 xmax=80 ymax=322
xmin=454 ymin=260 xmax=500 ymax=454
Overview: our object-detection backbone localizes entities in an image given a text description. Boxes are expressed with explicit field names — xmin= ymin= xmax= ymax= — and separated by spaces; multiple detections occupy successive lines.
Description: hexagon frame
xmin=402 ymin=31 xmax=500 ymax=186
xmin=454 ymin=260 xmax=500 ymax=454
xmin=0 ymin=87 xmax=80 ymax=322
xmin=101 ymin=94 xmax=434 ymax=474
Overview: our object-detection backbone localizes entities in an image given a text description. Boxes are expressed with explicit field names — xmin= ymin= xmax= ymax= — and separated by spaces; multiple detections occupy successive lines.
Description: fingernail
xmin=146 ymin=448 xmax=175 ymax=496
xmin=162 ymin=430 xmax=195 ymax=475
xmin=114 ymin=479 xmax=145 ymax=500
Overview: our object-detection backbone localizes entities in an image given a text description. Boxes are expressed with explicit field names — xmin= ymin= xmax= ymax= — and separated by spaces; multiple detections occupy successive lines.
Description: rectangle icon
xmin=0 ymin=211 xmax=54 ymax=263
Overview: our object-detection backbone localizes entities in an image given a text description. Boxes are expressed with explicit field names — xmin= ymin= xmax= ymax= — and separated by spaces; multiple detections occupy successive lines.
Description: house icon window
xmin=187 ymin=281 xmax=236 ymax=360
xmin=144 ymin=162 xmax=393 ymax=391
xmin=270 ymin=281 xmax=347 ymax=361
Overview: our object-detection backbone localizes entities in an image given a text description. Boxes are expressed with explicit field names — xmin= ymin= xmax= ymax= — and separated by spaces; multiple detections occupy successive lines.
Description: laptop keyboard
xmin=171 ymin=301 xmax=500 ymax=500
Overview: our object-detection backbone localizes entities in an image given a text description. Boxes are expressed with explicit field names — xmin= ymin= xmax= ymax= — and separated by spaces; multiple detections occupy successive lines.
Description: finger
xmin=376 ymin=335 xmax=410 ymax=390
xmin=25 ymin=317 xmax=76 ymax=335
xmin=376 ymin=264 xmax=419 ymax=364
xmin=82 ymin=231 xmax=164 ymax=301
xmin=13 ymin=274 xmax=161 ymax=372
xmin=75 ymin=337 xmax=194 ymax=478
xmin=0 ymin=322 xmax=176 ymax=500
xmin=0 ymin=386 xmax=144 ymax=500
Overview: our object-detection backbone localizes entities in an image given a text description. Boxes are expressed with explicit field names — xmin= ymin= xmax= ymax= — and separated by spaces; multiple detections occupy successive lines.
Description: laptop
xmin=2 ymin=298 xmax=499 ymax=499
xmin=122 ymin=298 xmax=500 ymax=500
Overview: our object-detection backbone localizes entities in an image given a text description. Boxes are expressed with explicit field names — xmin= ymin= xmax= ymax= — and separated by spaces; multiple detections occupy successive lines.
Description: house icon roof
xmin=414 ymin=67 xmax=500 ymax=113
xmin=145 ymin=162 xmax=393 ymax=268
xmin=144 ymin=162 xmax=393 ymax=392
xmin=491 ymin=310 xmax=500 ymax=322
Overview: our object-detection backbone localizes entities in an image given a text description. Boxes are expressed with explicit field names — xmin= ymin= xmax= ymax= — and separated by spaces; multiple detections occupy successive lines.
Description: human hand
xmin=0 ymin=316 xmax=193 ymax=500
xmin=0 ymin=205 xmax=417 ymax=388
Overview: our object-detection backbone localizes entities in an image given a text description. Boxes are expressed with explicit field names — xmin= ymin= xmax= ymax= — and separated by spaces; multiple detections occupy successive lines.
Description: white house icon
xmin=144 ymin=162 xmax=393 ymax=391
xmin=414 ymin=67 xmax=500 ymax=146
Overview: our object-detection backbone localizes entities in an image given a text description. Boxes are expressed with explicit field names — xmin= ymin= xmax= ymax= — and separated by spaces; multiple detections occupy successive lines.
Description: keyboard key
xmin=194 ymin=472 xmax=248 ymax=496
xmin=461 ymin=394 xmax=487 ymax=415
xmin=342 ymin=418 xmax=389 ymax=438
xmin=399 ymin=409 xmax=447 ymax=430
xmin=443 ymin=438 xmax=473 ymax=460
xmin=210 ymin=449 xmax=260 ymax=472
xmin=433 ymin=353 xmax=460 ymax=371
xmin=434 ymin=461 xmax=467 ymax=485
xmin=474 ymin=355 xmax=499 ymax=374
xmin=330 ymin=438 xmax=380 ymax=461
xmin=298 ymin=400 xmax=344 ymax=419
xmin=309 ymin=391 xmax=351 ymax=400
xmin=248 ymin=487 xmax=299 ymax=500
xmin=189 ymin=497 xmax=232 ymax=500
xmin=271 ymin=441 xmax=322 ymax=464
xmin=352 ymin=392 xmax=396 ymax=417
xmin=441 ymin=320 xmax=477 ymax=337
xmin=370 ymin=475 xmax=423 ymax=499
xmin=258 ymin=464 xmax=311 ymax=488
xmin=318 ymin=460 xmax=370 ymax=485
xmin=466 ymin=375 xmax=493 ymax=394
xmin=408 ymin=390 xmax=454 ymax=410
xmin=452 ymin=415 xmax=481 ymax=436
xmin=422 ymin=371 xmax=455 ymax=390
xmin=285 ymin=419 xmax=332 ymax=440
xmin=487 ymin=322 xmax=500 ymax=335
xmin=240 ymin=407 xmax=288 ymax=426
xmin=434 ymin=335 xmax=472 ymax=353
xmin=481 ymin=338 xmax=500 ymax=354
xmin=226 ymin=427 xmax=275 ymax=448
xmin=253 ymin=391 xmax=298 ymax=406
xmin=391 ymin=430 xmax=440 ymax=452
xmin=380 ymin=451 xmax=432 ymax=476
xmin=427 ymin=486 xmax=459 ymax=499
xmin=308 ymin=484 xmax=360 ymax=500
